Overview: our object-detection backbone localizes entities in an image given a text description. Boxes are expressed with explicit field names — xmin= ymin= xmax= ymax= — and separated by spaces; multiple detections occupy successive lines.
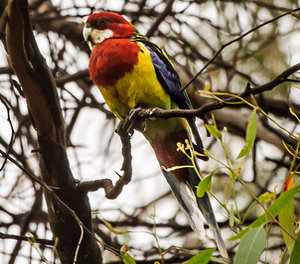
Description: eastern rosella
xmin=83 ymin=12 xmax=227 ymax=257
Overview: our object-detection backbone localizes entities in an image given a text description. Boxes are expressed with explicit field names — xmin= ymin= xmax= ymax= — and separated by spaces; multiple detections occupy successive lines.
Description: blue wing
xmin=136 ymin=39 xmax=207 ymax=159
xmin=141 ymin=41 xmax=191 ymax=109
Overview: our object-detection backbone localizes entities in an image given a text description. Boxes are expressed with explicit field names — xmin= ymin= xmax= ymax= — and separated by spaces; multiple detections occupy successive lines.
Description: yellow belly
xmin=98 ymin=43 xmax=171 ymax=119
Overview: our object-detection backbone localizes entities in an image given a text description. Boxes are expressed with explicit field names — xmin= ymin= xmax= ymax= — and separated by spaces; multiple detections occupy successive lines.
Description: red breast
xmin=89 ymin=39 xmax=139 ymax=86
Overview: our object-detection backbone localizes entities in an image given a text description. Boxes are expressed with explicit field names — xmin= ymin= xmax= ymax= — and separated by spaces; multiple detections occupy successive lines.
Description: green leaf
xmin=196 ymin=174 xmax=212 ymax=198
xmin=237 ymin=109 xmax=257 ymax=159
xmin=205 ymin=124 xmax=222 ymax=139
xmin=184 ymin=248 xmax=214 ymax=264
xmin=280 ymin=250 xmax=290 ymax=264
xmin=279 ymin=199 xmax=295 ymax=253
xmin=258 ymin=191 xmax=276 ymax=204
xmin=229 ymin=209 xmax=241 ymax=227
xmin=122 ymin=252 xmax=136 ymax=264
xmin=289 ymin=231 xmax=300 ymax=264
xmin=233 ymin=226 xmax=266 ymax=264
xmin=231 ymin=184 xmax=300 ymax=240
xmin=102 ymin=218 xmax=129 ymax=234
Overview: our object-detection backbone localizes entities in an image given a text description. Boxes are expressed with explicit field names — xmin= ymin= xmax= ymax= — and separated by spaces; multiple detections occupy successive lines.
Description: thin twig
xmin=0 ymin=94 xmax=15 ymax=171
xmin=146 ymin=0 xmax=175 ymax=37
xmin=135 ymin=63 xmax=300 ymax=120
xmin=0 ymin=149 xmax=119 ymax=256
xmin=0 ymin=232 xmax=53 ymax=246
xmin=182 ymin=7 xmax=300 ymax=91
xmin=77 ymin=128 xmax=132 ymax=199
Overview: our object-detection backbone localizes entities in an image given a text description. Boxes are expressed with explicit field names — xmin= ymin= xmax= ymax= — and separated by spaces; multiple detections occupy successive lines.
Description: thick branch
xmin=77 ymin=127 xmax=132 ymax=199
xmin=5 ymin=0 xmax=102 ymax=263
xmin=134 ymin=63 xmax=300 ymax=120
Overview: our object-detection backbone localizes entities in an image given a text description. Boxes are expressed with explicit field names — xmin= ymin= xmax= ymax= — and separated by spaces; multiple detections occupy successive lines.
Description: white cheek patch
xmin=91 ymin=29 xmax=114 ymax=44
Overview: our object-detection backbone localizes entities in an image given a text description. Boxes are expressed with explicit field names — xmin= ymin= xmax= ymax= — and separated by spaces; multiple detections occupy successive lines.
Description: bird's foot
xmin=116 ymin=107 xmax=143 ymax=136
xmin=145 ymin=107 xmax=158 ymax=119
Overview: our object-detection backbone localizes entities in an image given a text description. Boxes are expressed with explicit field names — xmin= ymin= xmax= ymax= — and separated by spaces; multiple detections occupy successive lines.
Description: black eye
xmin=95 ymin=20 xmax=106 ymax=28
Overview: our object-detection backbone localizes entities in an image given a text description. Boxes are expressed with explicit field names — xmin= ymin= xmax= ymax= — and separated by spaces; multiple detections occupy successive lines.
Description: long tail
xmin=163 ymin=167 xmax=228 ymax=259
xmin=186 ymin=166 xmax=228 ymax=259
xmin=146 ymin=122 xmax=228 ymax=258
xmin=187 ymin=118 xmax=208 ymax=160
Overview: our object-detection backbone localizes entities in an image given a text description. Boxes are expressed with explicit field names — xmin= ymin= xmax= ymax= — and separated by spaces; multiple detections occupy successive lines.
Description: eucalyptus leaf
xmin=289 ymin=231 xmax=300 ymax=264
xmin=231 ymin=184 xmax=300 ymax=240
xmin=237 ymin=110 xmax=257 ymax=159
xmin=184 ymin=248 xmax=214 ymax=264
xmin=196 ymin=174 xmax=212 ymax=198
xmin=279 ymin=199 xmax=295 ymax=253
xmin=233 ymin=226 xmax=266 ymax=264
xmin=205 ymin=124 xmax=222 ymax=139
xmin=121 ymin=252 xmax=136 ymax=264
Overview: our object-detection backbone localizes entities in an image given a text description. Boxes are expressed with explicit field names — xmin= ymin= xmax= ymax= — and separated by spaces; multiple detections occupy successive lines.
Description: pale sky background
xmin=1 ymin=0 xmax=300 ymax=263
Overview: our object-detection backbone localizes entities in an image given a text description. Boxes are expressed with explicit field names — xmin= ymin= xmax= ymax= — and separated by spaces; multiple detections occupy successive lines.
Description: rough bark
xmin=4 ymin=0 xmax=102 ymax=263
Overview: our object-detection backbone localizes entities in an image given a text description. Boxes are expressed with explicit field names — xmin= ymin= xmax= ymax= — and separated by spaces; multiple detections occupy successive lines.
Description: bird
xmin=83 ymin=11 xmax=228 ymax=258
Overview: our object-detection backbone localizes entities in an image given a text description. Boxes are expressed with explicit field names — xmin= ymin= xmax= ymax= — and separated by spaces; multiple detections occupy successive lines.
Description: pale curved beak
xmin=83 ymin=25 xmax=92 ymax=42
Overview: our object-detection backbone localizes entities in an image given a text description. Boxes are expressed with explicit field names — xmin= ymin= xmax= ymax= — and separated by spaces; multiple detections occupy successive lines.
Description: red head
xmin=83 ymin=12 xmax=135 ymax=49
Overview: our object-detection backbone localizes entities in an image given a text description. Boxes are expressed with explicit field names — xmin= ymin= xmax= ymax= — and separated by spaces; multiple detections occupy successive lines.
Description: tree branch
xmin=134 ymin=63 xmax=300 ymax=120
xmin=182 ymin=7 xmax=300 ymax=91
xmin=4 ymin=0 xmax=102 ymax=263
xmin=77 ymin=127 xmax=132 ymax=199
xmin=146 ymin=0 xmax=175 ymax=37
